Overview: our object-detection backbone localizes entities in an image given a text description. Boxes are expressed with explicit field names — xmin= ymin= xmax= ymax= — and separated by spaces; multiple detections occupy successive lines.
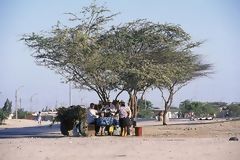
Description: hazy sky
xmin=0 ymin=0 xmax=240 ymax=111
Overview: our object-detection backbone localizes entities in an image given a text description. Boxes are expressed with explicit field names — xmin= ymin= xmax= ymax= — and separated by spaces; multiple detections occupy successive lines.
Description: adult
xmin=119 ymin=101 xmax=131 ymax=136
xmin=87 ymin=103 xmax=99 ymax=135
xmin=37 ymin=111 xmax=42 ymax=125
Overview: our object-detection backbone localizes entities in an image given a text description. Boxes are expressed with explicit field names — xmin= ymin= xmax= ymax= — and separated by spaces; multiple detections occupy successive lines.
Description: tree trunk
xmin=162 ymin=89 xmax=174 ymax=125
xmin=162 ymin=110 xmax=168 ymax=125
xmin=128 ymin=91 xmax=138 ymax=118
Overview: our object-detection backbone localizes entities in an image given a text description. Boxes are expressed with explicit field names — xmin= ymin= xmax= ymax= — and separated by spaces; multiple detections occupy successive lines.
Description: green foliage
xmin=0 ymin=109 xmax=7 ymax=124
xmin=14 ymin=108 xmax=31 ymax=119
xmin=0 ymin=99 xmax=12 ymax=124
xmin=179 ymin=100 xmax=218 ymax=117
xmin=21 ymin=2 xmax=212 ymax=123
xmin=228 ymin=103 xmax=240 ymax=117
xmin=21 ymin=2 xmax=119 ymax=103
xmin=137 ymin=99 xmax=154 ymax=118
xmin=2 ymin=98 xmax=12 ymax=117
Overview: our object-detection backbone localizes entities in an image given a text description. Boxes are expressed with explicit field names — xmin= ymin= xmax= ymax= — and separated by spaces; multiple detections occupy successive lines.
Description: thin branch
xmin=115 ymin=89 xmax=124 ymax=100
xmin=158 ymin=87 xmax=167 ymax=103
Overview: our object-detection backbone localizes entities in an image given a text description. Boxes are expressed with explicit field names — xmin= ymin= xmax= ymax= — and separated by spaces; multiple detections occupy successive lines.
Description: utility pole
xmin=15 ymin=85 xmax=24 ymax=119
xmin=30 ymin=93 xmax=38 ymax=112
xmin=19 ymin=98 xmax=22 ymax=109
xmin=55 ymin=100 xmax=58 ymax=108
xmin=15 ymin=90 xmax=17 ymax=118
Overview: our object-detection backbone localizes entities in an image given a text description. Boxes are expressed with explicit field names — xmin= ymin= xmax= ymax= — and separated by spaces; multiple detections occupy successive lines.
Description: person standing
xmin=119 ymin=101 xmax=130 ymax=136
xmin=126 ymin=104 xmax=132 ymax=135
xmin=37 ymin=111 xmax=42 ymax=125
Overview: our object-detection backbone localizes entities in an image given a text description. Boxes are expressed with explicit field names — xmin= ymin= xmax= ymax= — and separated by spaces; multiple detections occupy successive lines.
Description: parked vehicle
xmin=198 ymin=116 xmax=213 ymax=120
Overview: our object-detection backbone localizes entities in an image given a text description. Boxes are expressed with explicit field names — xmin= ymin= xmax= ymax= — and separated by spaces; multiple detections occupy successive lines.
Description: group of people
xmin=87 ymin=100 xmax=132 ymax=136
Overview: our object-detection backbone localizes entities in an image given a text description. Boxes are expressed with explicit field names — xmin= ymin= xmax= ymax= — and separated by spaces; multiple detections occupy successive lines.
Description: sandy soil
xmin=0 ymin=119 xmax=239 ymax=160
xmin=143 ymin=120 xmax=240 ymax=138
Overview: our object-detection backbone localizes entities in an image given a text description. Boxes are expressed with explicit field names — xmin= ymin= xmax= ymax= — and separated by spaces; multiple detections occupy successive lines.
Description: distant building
xmin=32 ymin=111 xmax=57 ymax=121
xmin=151 ymin=107 xmax=179 ymax=121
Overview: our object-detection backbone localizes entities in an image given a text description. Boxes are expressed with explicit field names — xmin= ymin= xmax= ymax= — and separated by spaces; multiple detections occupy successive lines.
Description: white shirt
xmin=87 ymin=108 xmax=99 ymax=124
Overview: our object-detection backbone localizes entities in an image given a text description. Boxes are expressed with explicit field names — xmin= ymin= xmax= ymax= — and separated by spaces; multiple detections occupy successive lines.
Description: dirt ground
xmin=0 ymin=119 xmax=239 ymax=160
xmin=142 ymin=120 xmax=240 ymax=138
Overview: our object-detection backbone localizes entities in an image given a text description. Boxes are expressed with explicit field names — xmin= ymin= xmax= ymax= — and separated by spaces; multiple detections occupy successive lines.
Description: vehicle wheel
xmin=60 ymin=122 xmax=69 ymax=136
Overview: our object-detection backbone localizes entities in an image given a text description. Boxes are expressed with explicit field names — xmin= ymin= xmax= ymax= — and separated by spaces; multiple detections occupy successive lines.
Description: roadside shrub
xmin=12 ymin=108 xmax=32 ymax=119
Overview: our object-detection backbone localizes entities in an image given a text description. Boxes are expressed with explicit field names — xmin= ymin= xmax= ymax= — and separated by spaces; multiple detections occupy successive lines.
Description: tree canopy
xmin=21 ymin=2 xmax=212 ymax=124
xmin=2 ymin=98 xmax=12 ymax=116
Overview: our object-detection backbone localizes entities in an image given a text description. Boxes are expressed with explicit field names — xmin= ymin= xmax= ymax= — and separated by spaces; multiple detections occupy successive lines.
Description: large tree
xmin=21 ymin=3 xmax=120 ymax=103
xmin=99 ymin=20 xmax=196 ymax=118
xmin=22 ymin=2 xmax=212 ymax=124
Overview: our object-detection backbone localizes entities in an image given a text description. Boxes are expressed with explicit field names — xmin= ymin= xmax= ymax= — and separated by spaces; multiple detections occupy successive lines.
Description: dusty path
xmin=0 ymin=137 xmax=239 ymax=160
xmin=0 ymin=119 xmax=239 ymax=160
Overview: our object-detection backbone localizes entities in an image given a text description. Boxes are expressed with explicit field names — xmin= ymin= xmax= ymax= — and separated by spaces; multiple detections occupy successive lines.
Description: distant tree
xmin=137 ymin=99 xmax=154 ymax=118
xmin=179 ymin=100 xmax=218 ymax=117
xmin=228 ymin=103 xmax=240 ymax=117
xmin=13 ymin=108 xmax=30 ymax=119
xmin=208 ymin=102 xmax=227 ymax=108
xmin=0 ymin=109 xmax=7 ymax=124
xmin=2 ymin=99 xmax=12 ymax=116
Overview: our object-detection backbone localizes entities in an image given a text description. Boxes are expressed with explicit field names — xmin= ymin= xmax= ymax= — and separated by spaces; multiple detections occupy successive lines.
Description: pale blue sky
xmin=0 ymin=0 xmax=240 ymax=111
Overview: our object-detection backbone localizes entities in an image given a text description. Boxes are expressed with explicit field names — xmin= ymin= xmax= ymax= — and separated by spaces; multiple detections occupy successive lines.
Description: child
xmin=98 ymin=112 xmax=106 ymax=136
xmin=109 ymin=125 xmax=114 ymax=136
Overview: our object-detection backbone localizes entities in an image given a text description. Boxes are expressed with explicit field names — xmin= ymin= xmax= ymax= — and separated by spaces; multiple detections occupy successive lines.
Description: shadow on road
xmin=0 ymin=124 xmax=63 ymax=139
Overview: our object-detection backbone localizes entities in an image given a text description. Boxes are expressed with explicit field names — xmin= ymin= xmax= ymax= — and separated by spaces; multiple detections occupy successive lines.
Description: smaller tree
xmin=153 ymin=51 xmax=212 ymax=125
xmin=137 ymin=99 xmax=154 ymax=118
xmin=179 ymin=100 xmax=218 ymax=117
xmin=14 ymin=108 xmax=30 ymax=119
xmin=0 ymin=109 xmax=7 ymax=124
xmin=2 ymin=99 xmax=12 ymax=117
xmin=228 ymin=103 xmax=240 ymax=117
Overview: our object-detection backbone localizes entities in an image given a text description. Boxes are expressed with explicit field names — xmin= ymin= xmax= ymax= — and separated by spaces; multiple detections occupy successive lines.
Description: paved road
xmin=0 ymin=124 xmax=61 ymax=138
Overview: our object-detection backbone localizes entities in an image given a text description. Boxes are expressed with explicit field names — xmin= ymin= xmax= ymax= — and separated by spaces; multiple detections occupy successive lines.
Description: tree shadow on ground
xmin=0 ymin=123 xmax=64 ymax=139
